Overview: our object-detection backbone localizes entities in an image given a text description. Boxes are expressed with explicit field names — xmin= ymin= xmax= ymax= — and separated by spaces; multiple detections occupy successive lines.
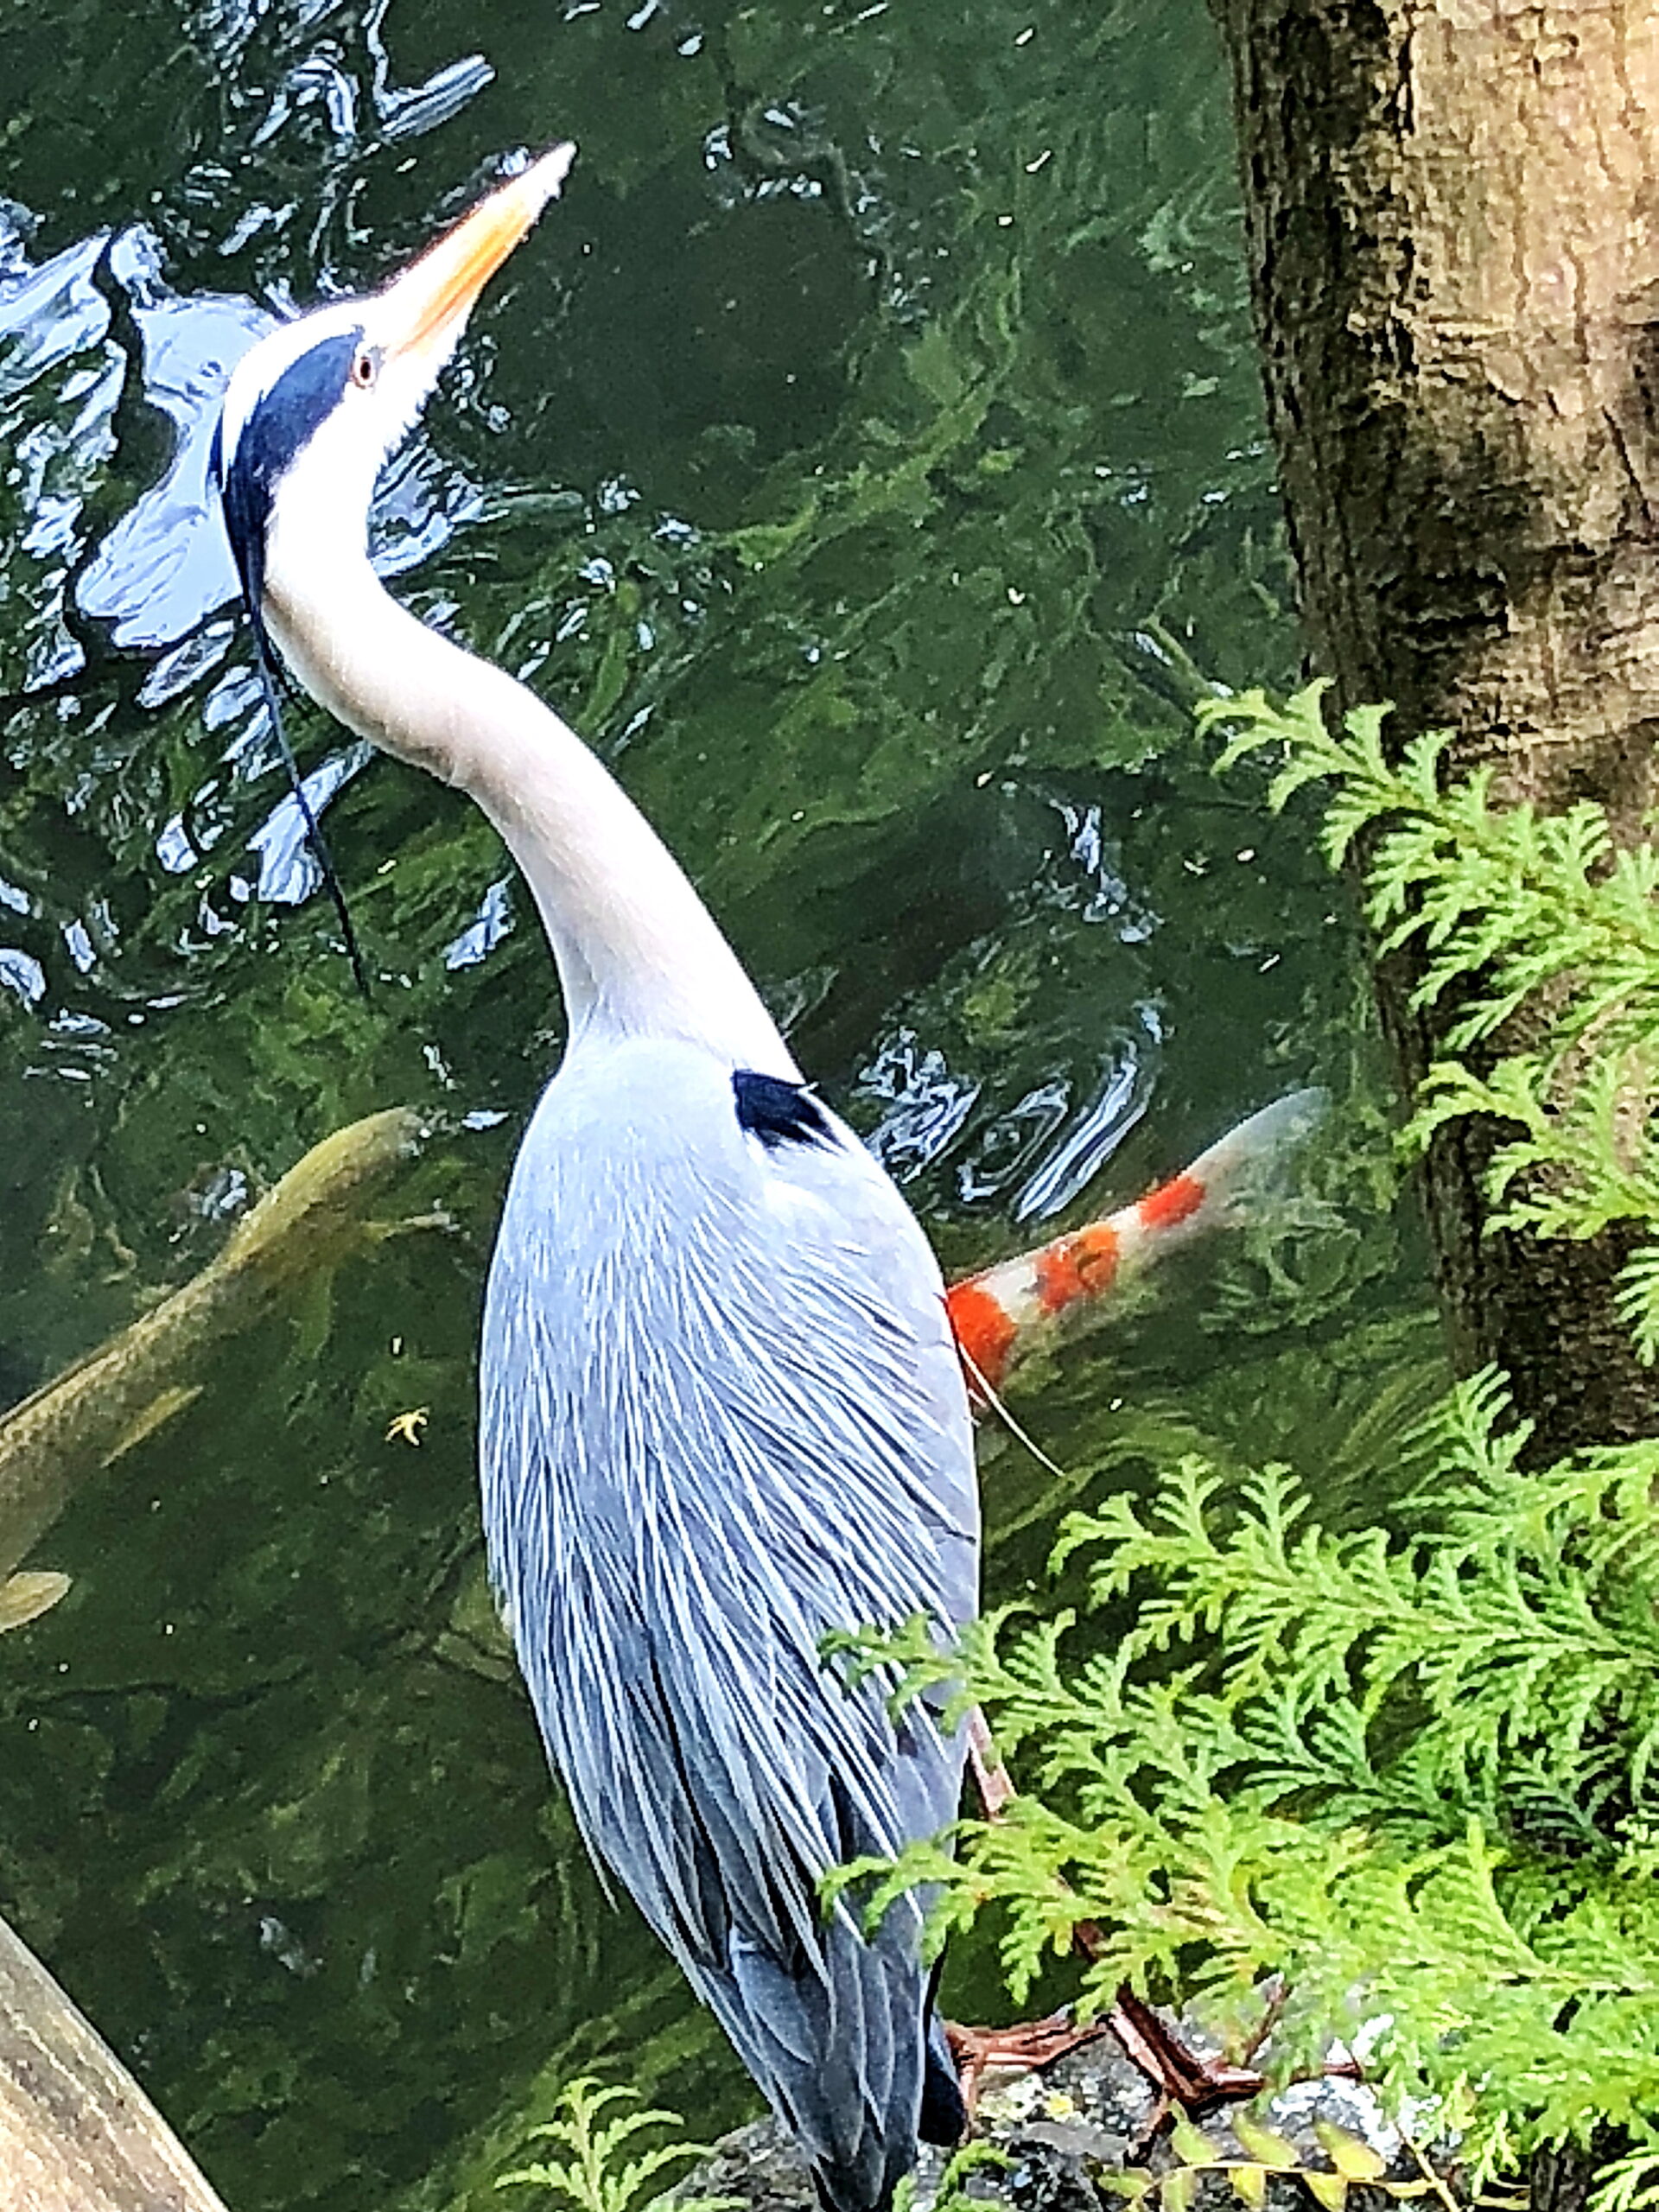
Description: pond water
xmin=0 ymin=2 xmax=1438 ymax=2208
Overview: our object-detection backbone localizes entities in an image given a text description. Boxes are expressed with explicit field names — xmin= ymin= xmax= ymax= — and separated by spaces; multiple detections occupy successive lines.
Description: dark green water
xmin=0 ymin=3 xmax=1437 ymax=2207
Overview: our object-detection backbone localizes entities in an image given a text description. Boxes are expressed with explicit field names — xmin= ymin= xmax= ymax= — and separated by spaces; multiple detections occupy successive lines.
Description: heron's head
xmin=212 ymin=143 xmax=575 ymax=624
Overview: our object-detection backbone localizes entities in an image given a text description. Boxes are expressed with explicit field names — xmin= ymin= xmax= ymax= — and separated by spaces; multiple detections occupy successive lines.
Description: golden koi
xmin=0 ymin=1108 xmax=432 ymax=1630
xmin=0 ymin=1088 xmax=1318 ymax=1630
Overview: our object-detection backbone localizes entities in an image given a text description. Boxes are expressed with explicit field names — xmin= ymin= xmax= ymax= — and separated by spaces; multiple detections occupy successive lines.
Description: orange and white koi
xmin=944 ymin=1088 xmax=1326 ymax=1399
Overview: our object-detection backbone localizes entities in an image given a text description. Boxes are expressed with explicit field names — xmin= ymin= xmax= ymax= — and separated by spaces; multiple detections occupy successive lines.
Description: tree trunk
xmin=1212 ymin=0 xmax=1659 ymax=1452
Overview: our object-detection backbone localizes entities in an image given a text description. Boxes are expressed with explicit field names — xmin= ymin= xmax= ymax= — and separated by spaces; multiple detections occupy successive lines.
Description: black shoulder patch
xmin=732 ymin=1071 xmax=834 ymax=1151
xmin=218 ymin=327 xmax=363 ymax=617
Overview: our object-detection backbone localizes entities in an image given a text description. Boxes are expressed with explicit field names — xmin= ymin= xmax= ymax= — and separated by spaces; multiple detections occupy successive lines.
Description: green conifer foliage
xmin=1206 ymin=685 xmax=1659 ymax=1356
xmin=837 ymin=687 xmax=1659 ymax=2207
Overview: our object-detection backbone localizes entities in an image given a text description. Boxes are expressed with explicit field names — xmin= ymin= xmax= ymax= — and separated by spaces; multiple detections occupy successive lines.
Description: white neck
xmin=261 ymin=534 xmax=797 ymax=1077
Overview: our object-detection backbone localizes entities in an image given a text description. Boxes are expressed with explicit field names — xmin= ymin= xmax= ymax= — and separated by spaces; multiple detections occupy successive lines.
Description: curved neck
xmin=263 ymin=546 xmax=795 ymax=1075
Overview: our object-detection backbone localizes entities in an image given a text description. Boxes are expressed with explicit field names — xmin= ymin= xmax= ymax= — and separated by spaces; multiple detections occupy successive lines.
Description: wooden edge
xmin=0 ymin=1910 xmax=230 ymax=2212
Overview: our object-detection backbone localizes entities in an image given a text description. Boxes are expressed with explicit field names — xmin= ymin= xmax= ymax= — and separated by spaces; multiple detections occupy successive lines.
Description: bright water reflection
xmin=0 ymin=2 xmax=1433 ymax=2207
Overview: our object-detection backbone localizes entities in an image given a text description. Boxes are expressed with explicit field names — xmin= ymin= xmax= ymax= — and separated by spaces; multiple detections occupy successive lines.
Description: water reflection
xmin=0 ymin=222 xmax=118 ymax=692
xmin=245 ymin=741 xmax=372 ymax=903
xmin=0 ymin=166 xmax=511 ymax=1006
xmin=444 ymin=875 xmax=515 ymax=970
xmin=1013 ymin=1036 xmax=1156 ymax=1223
xmin=76 ymin=232 xmax=265 ymax=652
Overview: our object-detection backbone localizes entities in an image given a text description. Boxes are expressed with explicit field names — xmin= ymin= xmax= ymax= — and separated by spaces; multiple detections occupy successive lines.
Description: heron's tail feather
xmin=947 ymin=1086 xmax=1329 ymax=1395
xmin=918 ymin=2010 xmax=966 ymax=2146
xmin=707 ymin=1904 xmax=942 ymax=2212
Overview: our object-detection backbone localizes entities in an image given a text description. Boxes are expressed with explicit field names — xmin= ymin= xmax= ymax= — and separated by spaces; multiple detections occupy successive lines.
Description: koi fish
xmin=945 ymin=1089 xmax=1327 ymax=1398
xmin=1 ymin=1089 xmax=1320 ymax=1633
xmin=0 ymin=1107 xmax=432 ymax=1631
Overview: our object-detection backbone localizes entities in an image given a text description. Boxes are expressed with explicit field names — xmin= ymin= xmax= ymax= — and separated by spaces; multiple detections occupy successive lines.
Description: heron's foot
xmin=1106 ymin=1986 xmax=1264 ymax=2117
xmin=944 ymin=2009 xmax=1108 ymax=2114
xmin=945 ymin=1992 xmax=1268 ymax=2130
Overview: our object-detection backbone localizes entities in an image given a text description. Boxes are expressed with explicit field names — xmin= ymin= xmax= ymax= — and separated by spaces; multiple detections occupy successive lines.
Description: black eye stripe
xmin=208 ymin=325 xmax=376 ymax=1003
xmin=218 ymin=327 xmax=363 ymax=613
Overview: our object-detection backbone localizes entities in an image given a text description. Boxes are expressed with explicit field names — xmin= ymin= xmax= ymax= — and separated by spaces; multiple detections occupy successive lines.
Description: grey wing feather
xmin=480 ymin=1039 xmax=978 ymax=2211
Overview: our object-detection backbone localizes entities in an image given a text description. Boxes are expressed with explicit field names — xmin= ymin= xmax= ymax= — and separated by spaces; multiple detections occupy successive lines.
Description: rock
xmin=681 ymin=2009 xmax=1421 ymax=2212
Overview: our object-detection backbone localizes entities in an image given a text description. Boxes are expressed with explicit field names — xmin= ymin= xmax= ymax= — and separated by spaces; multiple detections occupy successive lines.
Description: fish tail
xmin=946 ymin=1088 xmax=1327 ymax=1396
xmin=1132 ymin=1086 xmax=1329 ymax=1249
xmin=1159 ymin=1088 xmax=1336 ymax=1247
xmin=0 ymin=1571 xmax=71 ymax=1633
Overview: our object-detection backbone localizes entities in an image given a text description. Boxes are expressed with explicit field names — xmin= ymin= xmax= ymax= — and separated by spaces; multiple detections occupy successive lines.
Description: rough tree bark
xmin=1212 ymin=0 xmax=1659 ymax=1452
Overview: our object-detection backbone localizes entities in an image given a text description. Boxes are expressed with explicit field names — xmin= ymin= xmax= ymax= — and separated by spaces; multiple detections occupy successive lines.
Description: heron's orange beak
xmin=384 ymin=143 xmax=576 ymax=365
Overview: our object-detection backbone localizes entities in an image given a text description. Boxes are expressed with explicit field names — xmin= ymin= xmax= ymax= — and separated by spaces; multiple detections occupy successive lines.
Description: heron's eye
xmin=351 ymin=346 xmax=381 ymax=390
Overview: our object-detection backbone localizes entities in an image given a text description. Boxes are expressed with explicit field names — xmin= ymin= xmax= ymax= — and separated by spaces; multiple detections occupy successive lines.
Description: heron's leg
xmin=966 ymin=1705 xmax=1014 ymax=1816
xmin=942 ymin=1708 xmax=1115 ymax=2112
xmin=948 ymin=1707 xmax=1265 ymax=2116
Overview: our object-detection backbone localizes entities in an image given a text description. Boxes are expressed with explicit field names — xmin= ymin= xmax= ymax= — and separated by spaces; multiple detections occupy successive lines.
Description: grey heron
xmin=210 ymin=148 xmax=978 ymax=2212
